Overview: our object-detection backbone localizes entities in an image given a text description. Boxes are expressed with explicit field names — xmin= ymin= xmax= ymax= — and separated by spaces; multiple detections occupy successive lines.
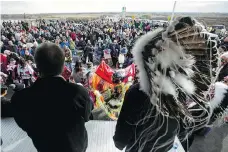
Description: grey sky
xmin=1 ymin=1 xmax=228 ymax=14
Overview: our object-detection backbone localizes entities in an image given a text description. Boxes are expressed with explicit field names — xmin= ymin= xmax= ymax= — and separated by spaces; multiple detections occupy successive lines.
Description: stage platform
xmin=1 ymin=118 xmax=185 ymax=152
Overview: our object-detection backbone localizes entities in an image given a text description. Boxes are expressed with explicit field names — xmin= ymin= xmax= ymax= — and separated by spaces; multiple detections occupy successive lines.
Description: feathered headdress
xmin=132 ymin=17 xmax=218 ymax=125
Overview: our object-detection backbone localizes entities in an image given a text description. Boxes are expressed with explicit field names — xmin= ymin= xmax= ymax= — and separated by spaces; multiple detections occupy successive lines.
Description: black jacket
xmin=11 ymin=77 xmax=93 ymax=152
xmin=8 ymin=52 xmax=20 ymax=63
xmin=113 ymin=84 xmax=179 ymax=152
xmin=1 ymin=96 xmax=13 ymax=117
xmin=7 ymin=45 xmax=17 ymax=53
xmin=84 ymin=45 xmax=93 ymax=56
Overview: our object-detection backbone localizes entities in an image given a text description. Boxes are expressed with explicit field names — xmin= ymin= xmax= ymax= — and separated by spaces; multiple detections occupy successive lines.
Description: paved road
xmin=189 ymin=125 xmax=228 ymax=152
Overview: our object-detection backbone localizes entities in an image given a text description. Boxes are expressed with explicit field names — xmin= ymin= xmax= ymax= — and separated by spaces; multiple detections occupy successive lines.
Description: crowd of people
xmin=1 ymin=16 xmax=228 ymax=152
xmin=0 ymin=17 xmax=159 ymax=88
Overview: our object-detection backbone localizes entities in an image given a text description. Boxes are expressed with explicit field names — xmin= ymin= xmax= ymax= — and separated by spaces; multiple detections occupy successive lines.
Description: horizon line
xmin=2 ymin=11 xmax=228 ymax=15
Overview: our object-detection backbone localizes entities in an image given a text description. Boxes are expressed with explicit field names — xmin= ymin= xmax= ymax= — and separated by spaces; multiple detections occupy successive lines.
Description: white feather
xmin=154 ymin=76 xmax=176 ymax=97
xmin=183 ymin=68 xmax=195 ymax=77
xmin=210 ymin=82 xmax=228 ymax=110
xmin=156 ymin=39 xmax=185 ymax=69
xmin=169 ymin=71 xmax=175 ymax=78
xmin=174 ymin=73 xmax=196 ymax=94
xmin=152 ymin=48 xmax=158 ymax=55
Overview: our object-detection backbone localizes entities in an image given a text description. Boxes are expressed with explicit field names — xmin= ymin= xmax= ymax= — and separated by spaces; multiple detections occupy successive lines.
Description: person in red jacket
xmin=61 ymin=65 xmax=71 ymax=82
xmin=1 ymin=53 xmax=8 ymax=73
xmin=70 ymin=30 xmax=76 ymax=41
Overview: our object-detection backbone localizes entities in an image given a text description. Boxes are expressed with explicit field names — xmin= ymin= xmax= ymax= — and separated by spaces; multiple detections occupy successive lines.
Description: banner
xmin=95 ymin=60 xmax=135 ymax=84
xmin=95 ymin=60 xmax=114 ymax=84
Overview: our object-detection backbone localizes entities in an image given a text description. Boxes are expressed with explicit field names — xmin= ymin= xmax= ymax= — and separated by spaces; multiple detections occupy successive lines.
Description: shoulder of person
xmin=67 ymin=82 xmax=89 ymax=95
xmin=125 ymin=83 xmax=148 ymax=102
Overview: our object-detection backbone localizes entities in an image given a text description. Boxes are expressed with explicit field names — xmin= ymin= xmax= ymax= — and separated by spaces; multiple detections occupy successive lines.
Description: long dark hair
xmin=74 ymin=60 xmax=82 ymax=73
xmin=19 ymin=57 xmax=26 ymax=67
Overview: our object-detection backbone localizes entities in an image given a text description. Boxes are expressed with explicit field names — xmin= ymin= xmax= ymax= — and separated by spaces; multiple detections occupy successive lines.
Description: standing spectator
xmin=110 ymin=40 xmax=120 ymax=67
xmin=78 ymin=37 xmax=86 ymax=50
xmin=83 ymin=41 xmax=93 ymax=63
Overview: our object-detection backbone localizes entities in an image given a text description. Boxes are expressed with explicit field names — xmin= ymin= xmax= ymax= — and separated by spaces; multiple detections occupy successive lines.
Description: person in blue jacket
xmin=60 ymin=39 xmax=69 ymax=49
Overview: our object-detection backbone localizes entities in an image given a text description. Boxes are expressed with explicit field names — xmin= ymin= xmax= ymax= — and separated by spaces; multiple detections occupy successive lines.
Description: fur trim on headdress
xmin=132 ymin=28 xmax=164 ymax=96
xmin=209 ymin=82 xmax=228 ymax=110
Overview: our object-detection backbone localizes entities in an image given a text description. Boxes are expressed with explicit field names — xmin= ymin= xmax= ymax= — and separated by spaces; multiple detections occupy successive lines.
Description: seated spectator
xmin=7 ymin=41 xmax=17 ymax=53
xmin=17 ymin=58 xmax=34 ymax=87
xmin=24 ymin=50 xmax=35 ymax=63
xmin=4 ymin=50 xmax=20 ymax=63
xmin=20 ymin=44 xmax=27 ymax=57
xmin=60 ymin=39 xmax=69 ymax=49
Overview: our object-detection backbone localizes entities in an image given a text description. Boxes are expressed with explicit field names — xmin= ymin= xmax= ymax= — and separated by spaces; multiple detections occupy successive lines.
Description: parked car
xmin=212 ymin=25 xmax=226 ymax=35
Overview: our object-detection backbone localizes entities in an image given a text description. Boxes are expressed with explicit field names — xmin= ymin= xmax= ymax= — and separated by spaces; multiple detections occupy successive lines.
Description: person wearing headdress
xmin=113 ymin=16 xmax=223 ymax=152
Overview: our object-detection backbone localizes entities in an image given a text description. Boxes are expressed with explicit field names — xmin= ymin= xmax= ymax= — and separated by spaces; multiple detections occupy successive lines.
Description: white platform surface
xmin=1 ymin=118 xmax=184 ymax=152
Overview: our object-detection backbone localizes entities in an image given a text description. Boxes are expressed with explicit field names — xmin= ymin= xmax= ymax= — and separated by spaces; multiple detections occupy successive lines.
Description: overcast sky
xmin=1 ymin=1 xmax=228 ymax=14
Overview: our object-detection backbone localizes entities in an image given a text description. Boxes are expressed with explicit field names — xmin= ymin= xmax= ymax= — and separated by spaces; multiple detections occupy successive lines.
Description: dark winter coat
xmin=110 ymin=44 xmax=120 ymax=58
xmin=11 ymin=77 xmax=93 ymax=152
xmin=113 ymin=83 xmax=205 ymax=152
xmin=113 ymin=84 xmax=179 ymax=152
xmin=6 ymin=45 xmax=17 ymax=53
